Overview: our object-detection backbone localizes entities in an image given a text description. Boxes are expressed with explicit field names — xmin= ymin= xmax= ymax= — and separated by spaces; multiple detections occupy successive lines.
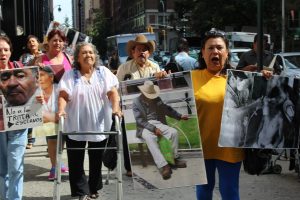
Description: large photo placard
xmin=120 ymin=71 xmax=207 ymax=189
xmin=219 ymin=70 xmax=300 ymax=149
xmin=0 ymin=66 xmax=43 ymax=131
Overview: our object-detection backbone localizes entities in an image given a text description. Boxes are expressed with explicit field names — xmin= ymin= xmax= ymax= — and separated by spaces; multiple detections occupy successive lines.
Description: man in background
xmin=175 ymin=39 xmax=198 ymax=71
xmin=236 ymin=34 xmax=280 ymax=74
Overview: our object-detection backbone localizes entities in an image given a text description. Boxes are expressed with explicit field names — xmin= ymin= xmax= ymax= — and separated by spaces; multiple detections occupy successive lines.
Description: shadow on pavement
xmin=23 ymin=195 xmax=73 ymax=200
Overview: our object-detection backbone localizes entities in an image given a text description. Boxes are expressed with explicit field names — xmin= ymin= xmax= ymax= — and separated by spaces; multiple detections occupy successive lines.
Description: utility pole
xmin=257 ymin=0 xmax=263 ymax=71
xmin=78 ymin=0 xmax=82 ymax=32
xmin=160 ymin=0 xmax=166 ymax=52
xmin=282 ymin=0 xmax=285 ymax=53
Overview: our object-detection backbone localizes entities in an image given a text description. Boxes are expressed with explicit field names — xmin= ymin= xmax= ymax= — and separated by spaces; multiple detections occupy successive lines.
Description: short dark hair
xmin=26 ymin=35 xmax=40 ymax=44
xmin=198 ymin=29 xmax=232 ymax=74
xmin=177 ymin=43 xmax=189 ymax=52
xmin=0 ymin=35 xmax=13 ymax=52
xmin=254 ymin=34 xmax=268 ymax=43
xmin=47 ymin=29 xmax=67 ymax=42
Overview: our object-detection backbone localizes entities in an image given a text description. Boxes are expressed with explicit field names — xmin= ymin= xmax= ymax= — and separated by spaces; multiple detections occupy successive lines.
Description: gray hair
xmin=72 ymin=42 xmax=100 ymax=70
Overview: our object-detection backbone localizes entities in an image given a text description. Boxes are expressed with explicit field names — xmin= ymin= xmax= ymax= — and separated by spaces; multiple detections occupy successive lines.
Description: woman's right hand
xmin=57 ymin=110 xmax=67 ymax=119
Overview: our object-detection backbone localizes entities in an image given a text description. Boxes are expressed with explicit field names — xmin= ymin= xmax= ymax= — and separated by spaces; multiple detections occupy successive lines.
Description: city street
xmin=23 ymin=138 xmax=300 ymax=200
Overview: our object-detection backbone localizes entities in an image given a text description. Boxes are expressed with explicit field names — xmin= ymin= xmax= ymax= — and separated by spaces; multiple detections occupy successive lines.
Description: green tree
xmin=86 ymin=9 xmax=110 ymax=59
xmin=173 ymin=0 xmax=284 ymax=51
xmin=189 ymin=0 xmax=257 ymax=34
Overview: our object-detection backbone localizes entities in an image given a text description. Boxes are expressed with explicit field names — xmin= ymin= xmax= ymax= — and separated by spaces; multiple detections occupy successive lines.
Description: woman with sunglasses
xmin=191 ymin=29 xmax=244 ymax=200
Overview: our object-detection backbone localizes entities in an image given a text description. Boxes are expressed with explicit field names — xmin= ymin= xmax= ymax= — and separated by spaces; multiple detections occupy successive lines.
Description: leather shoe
xmin=126 ymin=170 xmax=133 ymax=177
xmin=173 ymin=159 xmax=187 ymax=168
xmin=161 ymin=164 xmax=172 ymax=180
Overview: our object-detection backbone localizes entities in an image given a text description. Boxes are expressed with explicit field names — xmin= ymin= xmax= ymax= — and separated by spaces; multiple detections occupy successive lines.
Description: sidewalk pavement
xmin=23 ymin=137 xmax=300 ymax=200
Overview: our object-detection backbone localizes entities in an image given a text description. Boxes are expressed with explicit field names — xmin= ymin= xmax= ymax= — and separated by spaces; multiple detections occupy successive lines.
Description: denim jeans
xmin=0 ymin=129 xmax=27 ymax=200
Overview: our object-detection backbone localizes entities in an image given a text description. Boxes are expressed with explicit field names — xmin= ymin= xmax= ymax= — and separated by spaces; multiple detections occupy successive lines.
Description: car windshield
xmin=283 ymin=55 xmax=300 ymax=70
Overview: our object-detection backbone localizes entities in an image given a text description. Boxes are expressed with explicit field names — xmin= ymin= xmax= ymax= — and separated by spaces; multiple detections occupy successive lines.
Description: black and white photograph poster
xmin=120 ymin=71 xmax=207 ymax=189
xmin=219 ymin=69 xmax=300 ymax=149
xmin=0 ymin=67 xmax=43 ymax=131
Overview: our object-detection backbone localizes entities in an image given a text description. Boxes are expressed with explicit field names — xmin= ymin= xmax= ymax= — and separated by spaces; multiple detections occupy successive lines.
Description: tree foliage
xmin=174 ymin=0 xmax=285 ymax=50
xmin=86 ymin=9 xmax=110 ymax=58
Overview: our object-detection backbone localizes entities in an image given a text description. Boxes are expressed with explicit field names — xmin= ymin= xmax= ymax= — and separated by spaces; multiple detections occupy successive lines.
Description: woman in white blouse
xmin=58 ymin=42 xmax=121 ymax=200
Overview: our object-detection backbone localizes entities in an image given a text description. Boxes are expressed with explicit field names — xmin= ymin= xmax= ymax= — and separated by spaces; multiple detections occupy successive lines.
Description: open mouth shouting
xmin=211 ymin=57 xmax=220 ymax=65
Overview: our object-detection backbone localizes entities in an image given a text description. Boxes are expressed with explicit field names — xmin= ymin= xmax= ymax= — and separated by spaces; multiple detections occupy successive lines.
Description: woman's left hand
xmin=112 ymin=110 xmax=123 ymax=118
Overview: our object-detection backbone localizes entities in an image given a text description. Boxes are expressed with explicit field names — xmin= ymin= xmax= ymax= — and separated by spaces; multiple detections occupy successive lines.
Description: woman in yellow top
xmin=192 ymin=30 xmax=244 ymax=200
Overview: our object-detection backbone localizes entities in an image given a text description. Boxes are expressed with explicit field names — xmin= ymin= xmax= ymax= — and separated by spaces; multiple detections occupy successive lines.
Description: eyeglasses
xmin=205 ymin=28 xmax=226 ymax=37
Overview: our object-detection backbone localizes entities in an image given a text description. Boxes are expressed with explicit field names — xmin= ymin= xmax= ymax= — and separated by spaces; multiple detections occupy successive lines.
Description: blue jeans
xmin=196 ymin=159 xmax=241 ymax=200
xmin=0 ymin=129 xmax=27 ymax=200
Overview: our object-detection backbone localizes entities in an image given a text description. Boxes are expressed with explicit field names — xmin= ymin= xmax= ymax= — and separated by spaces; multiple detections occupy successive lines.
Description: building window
xmin=149 ymin=15 xmax=156 ymax=24
xmin=158 ymin=16 xmax=164 ymax=25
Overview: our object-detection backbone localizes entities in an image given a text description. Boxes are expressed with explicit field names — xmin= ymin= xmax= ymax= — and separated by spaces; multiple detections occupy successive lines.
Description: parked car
xmin=275 ymin=52 xmax=300 ymax=78
xmin=229 ymin=48 xmax=251 ymax=68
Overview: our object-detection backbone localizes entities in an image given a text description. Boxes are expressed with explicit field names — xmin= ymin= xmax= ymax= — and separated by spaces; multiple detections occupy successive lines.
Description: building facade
xmin=0 ymin=0 xmax=52 ymax=59
xmin=94 ymin=0 xmax=178 ymax=52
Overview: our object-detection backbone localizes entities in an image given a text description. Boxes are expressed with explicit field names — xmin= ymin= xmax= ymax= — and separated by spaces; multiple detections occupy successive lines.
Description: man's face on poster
xmin=0 ymin=68 xmax=38 ymax=106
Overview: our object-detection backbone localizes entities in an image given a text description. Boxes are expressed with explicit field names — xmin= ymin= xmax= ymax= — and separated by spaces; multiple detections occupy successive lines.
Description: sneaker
xmin=48 ymin=167 xmax=55 ymax=181
xmin=61 ymin=164 xmax=69 ymax=173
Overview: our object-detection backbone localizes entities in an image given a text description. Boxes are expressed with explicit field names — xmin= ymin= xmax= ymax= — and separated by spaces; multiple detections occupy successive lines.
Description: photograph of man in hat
xmin=132 ymin=80 xmax=189 ymax=180
xmin=116 ymin=34 xmax=167 ymax=81
xmin=0 ymin=67 xmax=40 ymax=107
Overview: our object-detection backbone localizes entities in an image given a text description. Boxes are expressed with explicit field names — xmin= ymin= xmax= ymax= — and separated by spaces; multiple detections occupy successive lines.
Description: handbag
xmin=158 ymin=136 xmax=175 ymax=165
xmin=102 ymin=116 xmax=118 ymax=170
xmin=102 ymin=134 xmax=117 ymax=170
xmin=243 ymin=148 xmax=272 ymax=175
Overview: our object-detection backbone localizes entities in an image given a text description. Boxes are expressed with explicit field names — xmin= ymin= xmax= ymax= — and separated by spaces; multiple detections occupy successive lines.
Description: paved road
xmin=23 ymin=138 xmax=300 ymax=200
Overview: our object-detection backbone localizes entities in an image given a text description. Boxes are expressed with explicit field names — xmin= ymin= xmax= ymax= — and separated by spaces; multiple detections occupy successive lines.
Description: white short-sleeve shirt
xmin=58 ymin=66 xmax=119 ymax=141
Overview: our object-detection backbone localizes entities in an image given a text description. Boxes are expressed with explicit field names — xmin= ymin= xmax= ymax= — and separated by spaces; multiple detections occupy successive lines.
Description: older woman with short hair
xmin=58 ymin=42 xmax=121 ymax=200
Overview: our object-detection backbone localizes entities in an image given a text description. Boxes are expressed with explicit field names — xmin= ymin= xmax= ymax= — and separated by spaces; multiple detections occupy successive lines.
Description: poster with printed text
xmin=219 ymin=70 xmax=300 ymax=149
xmin=120 ymin=71 xmax=207 ymax=190
xmin=0 ymin=66 xmax=43 ymax=131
